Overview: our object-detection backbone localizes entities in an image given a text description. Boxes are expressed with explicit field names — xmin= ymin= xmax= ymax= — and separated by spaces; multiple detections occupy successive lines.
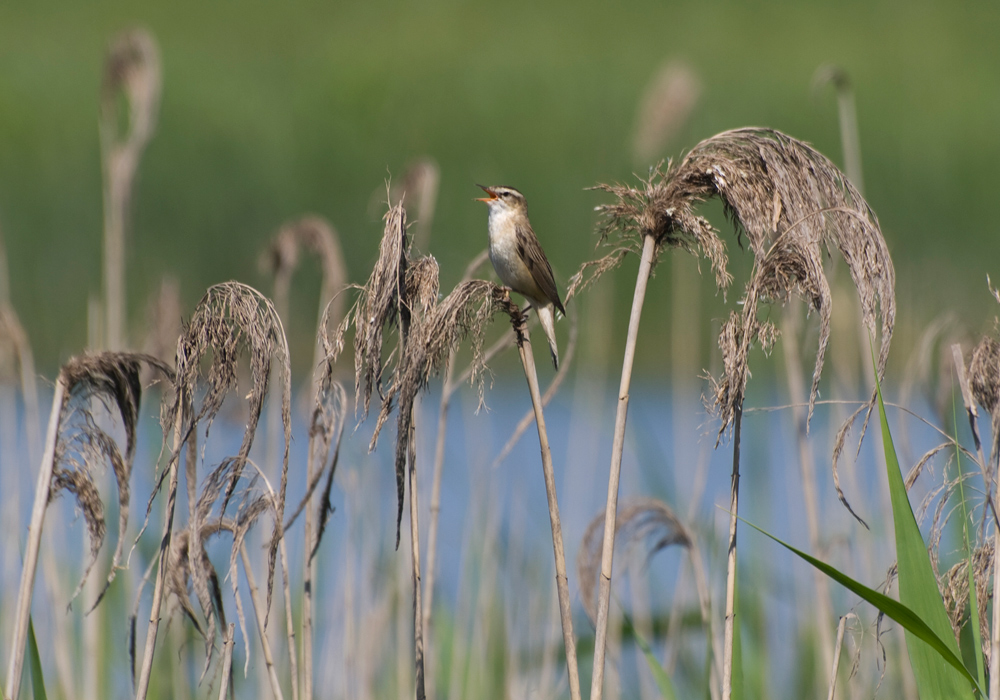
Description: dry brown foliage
xmin=373 ymin=278 xmax=516 ymax=546
xmin=941 ymin=538 xmax=994 ymax=663
xmin=48 ymin=352 xmax=171 ymax=610
xmin=588 ymin=128 xmax=894 ymax=441
xmin=577 ymin=497 xmax=692 ymax=624
xmin=162 ymin=281 xmax=292 ymax=632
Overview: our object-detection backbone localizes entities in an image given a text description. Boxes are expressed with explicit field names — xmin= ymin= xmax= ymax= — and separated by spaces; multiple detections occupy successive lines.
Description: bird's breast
xmin=488 ymin=218 xmax=541 ymax=300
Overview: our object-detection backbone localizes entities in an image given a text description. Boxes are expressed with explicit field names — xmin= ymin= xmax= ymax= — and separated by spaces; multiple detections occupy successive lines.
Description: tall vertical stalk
xmin=134 ymin=403 xmax=183 ymax=700
xmin=5 ymin=376 xmax=65 ymax=700
xmin=721 ymin=404 xmax=742 ymax=700
xmin=407 ymin=413 xmax=426 ymax=700
xmin=591 ymin=233 xmax=656 ymax=700
xmin=513 ymin=311 xmax=582 ymax=700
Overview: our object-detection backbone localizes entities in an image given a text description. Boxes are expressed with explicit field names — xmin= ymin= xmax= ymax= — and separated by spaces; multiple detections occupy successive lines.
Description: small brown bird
xmin=476 ymin=184 xmax=565 ymax=368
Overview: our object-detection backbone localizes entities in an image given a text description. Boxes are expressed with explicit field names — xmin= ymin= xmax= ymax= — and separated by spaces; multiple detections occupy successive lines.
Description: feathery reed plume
xmin=172 ymin=281 xmax=291 ymax=621
xmin=578 ymin=497 xmax=721 ymax=691
xmin=132 ymin=282 xmax=291 ymax=698
xmin=339 ymin=200 xmax=410 ymax=423
xmin=578 ymin=498 xmax=691 ymax=623
xmin=100 ymin=28 xmax=160 ymax=351
xmin=5 ymin=352 xmax=169 ymax=700
xmin=631 ymin=60 xmax=701 ymax=165
xmin=586 ymin=127 xmax=894 ymax=700
xmin=370 ymin=277 xmax=513 ymax=490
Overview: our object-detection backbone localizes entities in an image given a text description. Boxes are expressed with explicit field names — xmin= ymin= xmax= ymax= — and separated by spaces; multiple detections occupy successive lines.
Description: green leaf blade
xmin=875 ymin=365 xmax=976 ymax=699
xmin=739 ymin=517 xmax=981 ymax=694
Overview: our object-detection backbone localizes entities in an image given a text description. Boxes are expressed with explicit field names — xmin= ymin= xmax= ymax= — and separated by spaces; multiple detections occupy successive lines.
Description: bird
xmin=476 ymin=184 xmax=565 ymax=369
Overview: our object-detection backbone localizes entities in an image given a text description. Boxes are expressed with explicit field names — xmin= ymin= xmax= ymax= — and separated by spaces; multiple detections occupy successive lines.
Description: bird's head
xmin=476 ymin=185 xmax=528 ymax=215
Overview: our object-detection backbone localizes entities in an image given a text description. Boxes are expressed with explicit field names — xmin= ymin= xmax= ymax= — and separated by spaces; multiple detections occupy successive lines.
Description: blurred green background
xmin=1 ymin=0 xmax=998 ymax=373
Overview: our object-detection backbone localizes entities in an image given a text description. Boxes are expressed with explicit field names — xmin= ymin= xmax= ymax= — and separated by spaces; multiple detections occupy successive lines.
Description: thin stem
xmin=591 ymin=233 xmax=657 ymax=700
xmin=826 ymin=616 xmax=848 ymax=700
xmin=514 ymin=314 xmax=582 ymax=700
xmin=240 ymin=545 xmax=285 ymax=700
xmin=280 ymin=535 xmax=299 ymax=700
xmin=5 ymin=376 xmax=65 ymax=700
xmin=721 ymin=403 xmax=743 ymax=700
xmin=422 ymin=346 xmax=456 ymax=700
xmin=218 ymin=623 xmax=236 ymax=700
xmin=992 ymin=521 xmax=1000 ymax=700
xmin=408 ymin=409 xmax=426 ymax=700
xmin=135 ymin=400 xmax=184 ymax=700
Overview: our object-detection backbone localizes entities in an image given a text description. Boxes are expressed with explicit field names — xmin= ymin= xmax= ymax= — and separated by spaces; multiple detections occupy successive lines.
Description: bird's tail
xmin=535 ymin=303 xmax=560 ymax=370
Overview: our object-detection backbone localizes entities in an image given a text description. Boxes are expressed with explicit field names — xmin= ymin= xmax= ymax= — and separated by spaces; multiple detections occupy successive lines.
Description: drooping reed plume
xmin=585 ymin=127 xmax=895 ymax=700
xmin=99 ymin=28 xmax=160 ymax=351
xmin=132 ymin=281 xmax=292 ymax=700
xmin=578 ymin=497 xmax=722 ymax=697
xmin=5 ymin=352 xmax=170 ymax=700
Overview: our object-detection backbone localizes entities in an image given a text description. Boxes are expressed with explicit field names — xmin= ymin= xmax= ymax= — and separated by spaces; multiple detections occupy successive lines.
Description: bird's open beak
xmin=475 ymin=184 xmax=497 ymax=202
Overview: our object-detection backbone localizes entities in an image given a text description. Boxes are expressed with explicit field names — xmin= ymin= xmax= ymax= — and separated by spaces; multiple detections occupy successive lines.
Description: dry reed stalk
xmin=239 ymin=544 xmax=286 ymax=700
xmin=587 ymin=128 xmax=893 ymax=700
xmin=4 ymin=352 xmax=167 ymax=700
xmin=511 ymin=310 xmax=582 ymax=700
xmin=586 ymin=232 xmax=657 ymax=700
xmin=423 ymin=249 xmax=490 ymax=698
xmin=99 ymin=28 xmax=160 ymax=351
xmin=5 ymin=376 xmax=65 ymax=700
xmin=827 ymin=615 xmax=850 ymax=700
xmin=490 ymin=306 xmax=578 ymax=469
xmin=218 ymin=622 xmax=236 ymax=700
xmin=134 ymin=394 xmax=183 ymax=700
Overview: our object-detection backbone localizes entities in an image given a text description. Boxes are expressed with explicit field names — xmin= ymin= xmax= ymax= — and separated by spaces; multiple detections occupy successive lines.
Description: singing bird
xmin=476 ymin=184 xmax=565 ymax=369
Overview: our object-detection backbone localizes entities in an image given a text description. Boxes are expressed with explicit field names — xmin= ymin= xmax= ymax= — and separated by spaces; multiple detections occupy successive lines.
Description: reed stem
xmin=721 ymin=403 xmax=743 ymax=700
xmin=218 ymin=623 xmax=236 ymax=700
xmin=240 ymin=545 xmax=285 ymax=700
xmin=5 ymin=376 xmax=65 ymax=700
xmin=134 ymin=400 xmax=184 ymax=700
xmin=407 ymin=408 xmax=426 ymax=700
xmin=826 ymin=616 xmax=848 ymax=700
xmin=514 ymin=313 xmax=582 ymax=700
xmin=590 ymin=233 xmax=656 ymax=700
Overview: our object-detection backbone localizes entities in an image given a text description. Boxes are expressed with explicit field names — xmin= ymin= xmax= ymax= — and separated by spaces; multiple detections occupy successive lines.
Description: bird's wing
xmin=515 ymin=222 xmax=565 ymax=315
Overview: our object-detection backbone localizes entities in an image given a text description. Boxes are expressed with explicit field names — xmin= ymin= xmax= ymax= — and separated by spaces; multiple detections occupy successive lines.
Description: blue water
xmin=0 ymin=375 xmax=974 ymax=699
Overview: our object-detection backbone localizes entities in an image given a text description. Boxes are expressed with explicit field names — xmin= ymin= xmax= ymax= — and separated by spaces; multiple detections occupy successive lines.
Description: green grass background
xmin=1 ymin=0 xmax=998 ymax=371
